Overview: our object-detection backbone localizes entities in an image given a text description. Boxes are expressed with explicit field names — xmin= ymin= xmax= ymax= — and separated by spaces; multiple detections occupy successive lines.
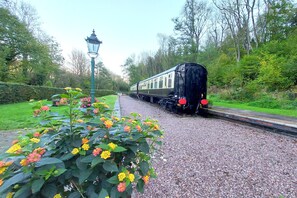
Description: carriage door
xmin=185 ymin=65 xmax=201 ymax=111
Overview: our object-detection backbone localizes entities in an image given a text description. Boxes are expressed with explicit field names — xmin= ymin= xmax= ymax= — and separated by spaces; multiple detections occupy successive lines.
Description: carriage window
xmin=168 ymin=74 xmax=172 ymax=88
xmin=159 ymin=77 xmax=163 ymax=88
xmin=154 ymin=79 xmax=158 ymax=89
xmin=164 ymin=77 xmax=167 ymax=87
xmin=150 ymin=81 xmax=153 ymax=89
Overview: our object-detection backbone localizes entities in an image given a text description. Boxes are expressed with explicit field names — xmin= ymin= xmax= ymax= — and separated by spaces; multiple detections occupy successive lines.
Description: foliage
xmin=0 ymin=88 xmax=163 ymax=197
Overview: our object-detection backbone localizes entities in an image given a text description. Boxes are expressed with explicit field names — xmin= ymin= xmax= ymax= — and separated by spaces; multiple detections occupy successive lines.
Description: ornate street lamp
xmin=85 ymin=29 xmax=102 ymax=104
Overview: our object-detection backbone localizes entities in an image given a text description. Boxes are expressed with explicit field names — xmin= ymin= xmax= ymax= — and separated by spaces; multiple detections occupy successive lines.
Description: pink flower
xmin=41 ymin=106 xmax=50 ymax=111
xmin=117 ymin=182 xmax=126 ymax=192
xmin=27 ymin=151 xmax=41 ymax=163
xmin=92 ymin=148 xmax=102 ymax=156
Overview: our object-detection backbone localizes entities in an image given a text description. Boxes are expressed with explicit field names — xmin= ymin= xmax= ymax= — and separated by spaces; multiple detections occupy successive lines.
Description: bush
xmin=0 ymin=88 xmax=163 ymax=198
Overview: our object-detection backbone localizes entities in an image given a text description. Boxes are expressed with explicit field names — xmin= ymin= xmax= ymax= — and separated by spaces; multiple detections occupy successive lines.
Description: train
xmin=129 ymin=62 xmax=208 ymax=114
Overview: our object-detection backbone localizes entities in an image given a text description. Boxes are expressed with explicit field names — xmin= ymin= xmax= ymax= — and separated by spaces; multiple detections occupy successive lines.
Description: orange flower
xmin=93 ymin=108 xmax=99 ymax=114
xmin=104 ymin=120 xmax=113 ymax=129
xmin=142 ymin=175 xmax=150 ymax=184
xmin=0 ymin=179 xmax=3 ymax=186
xmin=34 ymin=147 xmax=46 ymax=155
xmin=117 ymin=182 xmax=126 ymax=192
xmin=124 ymin=126 xmax=131 ymax=133
xmin=82 ymin=138 xmax=89 ymax=144
xmin=100 ymin=117 xmax=106 ymax=122
xmin=20 ymin=159 xmax=29 ymax=166
xmin=144 ymin=122 xmax=152 ymax=126
xmin=136 ymin=125 xmax=142 ymax=132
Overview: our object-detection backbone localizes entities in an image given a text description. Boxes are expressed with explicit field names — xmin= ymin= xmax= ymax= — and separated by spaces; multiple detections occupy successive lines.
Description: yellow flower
xmin=76 ymin=119 xmax=84 ymax=123
xmin=6 ymin=192 xmax=14 ymax=198
xmin=118 ymin=172 xmax=126 ymax=181
xmin=64 ymin=87 xmax=71 ymax=90
xmin=100 ymin=151 xmax=111 ymax=159
xmin=82 ymin=144 xmax=90 ymax=151
xmin=30 ymin=138 xmax=40 ymax=143
xmin=105 ymin=196 xmax=110 ymax=198
xmin=128 ymin=173 xmax=135 ymax=182
xmin=75 ymin=88 xmax=82 ymax=92
xmin=104 ymin=104 xmax=109 ymax=108
xmin=71 ymin=148 xmax=80 ymax=155
xmin=142 ymin=175 xmax=150 ymax=184
xmin=6 ymin=144 xmax=21 ymax=154
xmin=0 ymin=167 xmax=7 ymax=174
xmin=53 ymin=193 xmax=62 ymax=198
xmin=108 ymin=143 xmax=117 ymax=150
xmin=153 ymin=125 xmax=159 ymax=130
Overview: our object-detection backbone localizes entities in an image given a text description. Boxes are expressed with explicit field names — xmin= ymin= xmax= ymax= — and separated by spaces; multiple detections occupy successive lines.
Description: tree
xmin=172 ymin=0 xmax=212 ymax=53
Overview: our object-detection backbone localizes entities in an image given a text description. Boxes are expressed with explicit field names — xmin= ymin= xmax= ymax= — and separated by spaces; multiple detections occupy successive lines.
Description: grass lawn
xmin=0 ymin=95 xmax=118 ymax=131
xmin=211 ymin=100 xmax=297 ymax=118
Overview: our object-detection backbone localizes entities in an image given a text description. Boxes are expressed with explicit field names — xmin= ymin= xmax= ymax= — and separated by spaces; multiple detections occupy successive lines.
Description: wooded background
xmin=1 ymin=0 xmax=296 ymax=103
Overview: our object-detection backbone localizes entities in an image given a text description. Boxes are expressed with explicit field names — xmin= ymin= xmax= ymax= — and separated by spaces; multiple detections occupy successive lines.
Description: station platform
xmin=208 ymin=106 xmax=297 ymax=137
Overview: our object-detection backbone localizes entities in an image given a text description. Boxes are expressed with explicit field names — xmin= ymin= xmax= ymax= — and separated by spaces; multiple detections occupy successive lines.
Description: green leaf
xmin=69 ymin=191 xmax=81 ymax=198
xmin=139 ymin=141 xmax=150 ymax=153
xmin=107 ymin=175 xmax=119 ymax=184
xmin=103 ymin=161 xmax=118 ymax=172
xmin=98 ymin=143 xmax=109 ymax=150
xmin=79 ymin=169 xmax=92 ymax=184
xmin=32 ymin=179 xmax=45 ymax=194
xmin=35 ymin=157 xmax=63 ymax=167
xmin=98 ymin=188 xmax=109 ymax=198
xmin=81 ymin=154 xmax=95 ymax=163
xmin=14 ymin=184 xmax=31 ymax=198
xmin=76 ymin=156 xmax=88 ymax=170
xmin=113 ymin=146 xmax=127 ymax=152
xmin=41 ymin=183 xmax=57 ymax=198
xmin=128 ymin=145 xmax=138 ymax=153
xmin=0 ymin=172 xmax=31 ymax=193
xmin=139 ymin=161 xmax=149 ymax=175
xmin=91 ymin=157 xmax=104 ymax=167
xmin=60 ymin=153 xmax=74 ymax=160
xmin=136 ymin=179 xmax=145 ymax=193
xmin=110 ymin=186 xmax=120 ymax=198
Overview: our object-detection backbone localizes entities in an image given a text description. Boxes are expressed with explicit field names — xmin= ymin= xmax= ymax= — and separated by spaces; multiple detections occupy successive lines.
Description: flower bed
xmin=0 ymin=88 xmax=163 ymax=198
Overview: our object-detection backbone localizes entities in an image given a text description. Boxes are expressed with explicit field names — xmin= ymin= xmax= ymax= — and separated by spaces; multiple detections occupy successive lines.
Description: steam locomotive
xmin=129 ymin=62 xmax=208 ymax=114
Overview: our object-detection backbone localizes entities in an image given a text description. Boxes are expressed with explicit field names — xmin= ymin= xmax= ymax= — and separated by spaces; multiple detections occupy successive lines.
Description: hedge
xmin=0 ymin=82 xmax=116 ymax=104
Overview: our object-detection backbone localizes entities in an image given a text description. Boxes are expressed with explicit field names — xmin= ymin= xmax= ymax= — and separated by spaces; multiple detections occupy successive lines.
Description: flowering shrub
xmin=0 ymin=87 xmax=163 ymax=198
xmin=80 ymin=96 xmax=99 ymax=108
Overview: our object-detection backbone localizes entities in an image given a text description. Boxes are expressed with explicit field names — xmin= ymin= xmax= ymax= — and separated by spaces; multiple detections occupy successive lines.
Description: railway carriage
xmin=129 ymin=62 xmax=208 ymax=114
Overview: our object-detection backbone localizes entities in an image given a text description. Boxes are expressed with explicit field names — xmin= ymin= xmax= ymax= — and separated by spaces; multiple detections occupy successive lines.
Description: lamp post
xmin=85 ymin=29 xmax=102 ymax=104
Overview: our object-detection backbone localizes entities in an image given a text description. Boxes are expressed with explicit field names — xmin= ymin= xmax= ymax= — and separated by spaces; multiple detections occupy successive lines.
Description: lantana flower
xmin=82 ymin=144 xmax=90 ymax=151
xmin=118 ymin=172 xmax=126 ymax=181
xmin=124 ymin=126 xmax=131 ymax=133
xmin=136 ymin=125 xmax=142 ymax=132
xmin=142 ymin=175 xmax=150 ymax=184
xmin=117 ymin=182 xmax=126 ymax=192
xmin=41 ymin=106 xmax=50 ymax=111
xmin=128 ymin=173 xmax=135 ymax=182
xmin=6 ymin=144 xmax=21 ymax=154
xmin=108 ymin=143 xmax=117 ymax=150
xmin=71 ymin=148 xmax=80 ymax=155
xmin=82 ymin=138 xmax=89 ymax=144
xmin=93 ymin=148 xmax=102 ymax=156
xmin=104 ymin=120 xmax=113 ymax=129
xmin=30 ymin=138 xmax=40 ymax=143
xmin=0 ymin=179 xmax=3 ymax=186
xmin=100 ymin=151 xmax=111 ymax=159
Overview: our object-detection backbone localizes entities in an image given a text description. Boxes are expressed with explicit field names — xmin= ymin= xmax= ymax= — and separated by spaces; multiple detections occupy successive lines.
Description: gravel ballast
xmin=119 ymin=95 xmax=297 ymax=198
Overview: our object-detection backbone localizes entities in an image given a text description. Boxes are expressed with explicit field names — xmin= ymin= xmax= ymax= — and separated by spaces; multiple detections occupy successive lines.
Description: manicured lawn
xmin=211 ymin=100 xmax=297 ymax=118
xmin=0 ymin=95 xmax=118 ymax=130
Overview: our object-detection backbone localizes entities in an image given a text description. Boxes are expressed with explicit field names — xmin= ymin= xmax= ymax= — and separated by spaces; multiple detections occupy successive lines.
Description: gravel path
xmin=119 ymin=95 xmax=297 ymax=198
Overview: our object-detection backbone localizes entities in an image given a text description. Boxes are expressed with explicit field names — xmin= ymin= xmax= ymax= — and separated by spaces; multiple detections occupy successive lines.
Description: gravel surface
xmin=119 ymin=95 xmax=297 ymax=198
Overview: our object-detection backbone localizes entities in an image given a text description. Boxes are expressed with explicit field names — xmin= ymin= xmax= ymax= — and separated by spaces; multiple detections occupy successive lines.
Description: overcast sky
xmin=25 ymin=0 xmax=186 ymax=76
